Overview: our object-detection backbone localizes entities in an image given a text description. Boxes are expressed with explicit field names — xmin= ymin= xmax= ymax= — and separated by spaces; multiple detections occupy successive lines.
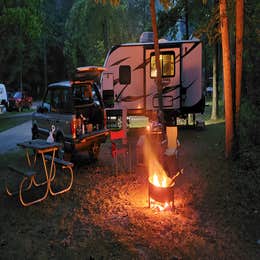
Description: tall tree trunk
xmin=211 ymin=42 xmax=219 ymax=120
xmin=235 ymin=0 xmax=244 ymax=126
xmin=150 ymin=0 xmax=164 ymax=131
xmin=219 ymin=0 xmax=234 ymax=158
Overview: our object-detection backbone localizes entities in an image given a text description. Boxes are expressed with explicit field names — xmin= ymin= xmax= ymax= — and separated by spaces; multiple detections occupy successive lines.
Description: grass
xmin=0 ymin=108 xmax=34 ymax=133
xmin=0 ymin=115 xmax=31 ymax=132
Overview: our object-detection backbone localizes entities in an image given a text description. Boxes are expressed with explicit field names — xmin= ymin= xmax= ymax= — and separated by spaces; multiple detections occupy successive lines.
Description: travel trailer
xmin=101 ymin=35 xmax=205 ymax=128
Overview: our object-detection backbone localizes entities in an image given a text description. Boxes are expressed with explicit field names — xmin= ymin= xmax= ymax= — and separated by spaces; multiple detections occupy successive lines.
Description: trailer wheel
xmin=88 ymin=143 xmax=100 ymax=161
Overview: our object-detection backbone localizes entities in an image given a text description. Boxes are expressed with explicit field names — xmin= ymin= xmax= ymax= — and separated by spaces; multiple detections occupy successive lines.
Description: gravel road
xmin=0 ymin=120 xmax=32 ymax=154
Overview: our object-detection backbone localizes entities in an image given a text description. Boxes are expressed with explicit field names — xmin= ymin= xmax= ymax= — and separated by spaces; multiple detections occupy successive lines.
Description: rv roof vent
xmin=139 ymin=32 xmax=154 ymax=43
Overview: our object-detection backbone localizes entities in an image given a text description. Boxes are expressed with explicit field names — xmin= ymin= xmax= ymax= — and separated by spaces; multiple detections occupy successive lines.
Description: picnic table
xmin=6 ymin=139 xmax=74 ymax=206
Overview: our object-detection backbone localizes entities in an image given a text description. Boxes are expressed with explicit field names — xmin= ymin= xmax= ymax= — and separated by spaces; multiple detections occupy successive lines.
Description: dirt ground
xmin=0 ymin=124 xmax=259 ymax=259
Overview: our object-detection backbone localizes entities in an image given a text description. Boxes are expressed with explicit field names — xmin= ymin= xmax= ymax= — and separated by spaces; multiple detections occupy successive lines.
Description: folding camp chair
xmin=110 ymin=129 xmax=130 ymax=175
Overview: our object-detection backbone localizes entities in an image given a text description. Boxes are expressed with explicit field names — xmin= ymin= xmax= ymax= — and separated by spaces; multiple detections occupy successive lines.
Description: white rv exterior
xmin=101 ymin=38 xmax=204 ymax=128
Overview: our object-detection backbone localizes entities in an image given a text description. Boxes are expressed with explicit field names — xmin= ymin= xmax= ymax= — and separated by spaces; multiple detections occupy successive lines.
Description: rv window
xmin=150 ymin=52 xmax=175 ymax=78
xmin=119 ymin=65 xmax=131 ymax=84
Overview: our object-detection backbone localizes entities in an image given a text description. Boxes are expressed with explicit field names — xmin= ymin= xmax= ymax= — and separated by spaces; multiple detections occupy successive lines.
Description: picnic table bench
xmin=5 ymin=139 xmax=74 ymax=206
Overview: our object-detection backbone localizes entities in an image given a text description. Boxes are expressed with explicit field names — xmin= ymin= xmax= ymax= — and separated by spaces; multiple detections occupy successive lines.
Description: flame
xmin=152 ymin=173 xmax=168 ymax=187
xmin=150 ymin=198 xmax=173 ymax=212
xmin=143 ymin=135 xmax=174 ymax=188
xmin=148 ymin=157 xmax=174 ymax=188
xmin=142 ymin=136 xmax=176 ymax=211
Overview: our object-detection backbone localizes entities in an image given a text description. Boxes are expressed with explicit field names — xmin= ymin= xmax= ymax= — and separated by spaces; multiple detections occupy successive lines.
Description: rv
xmin=101 ymin=35 xmax=205 ymax=129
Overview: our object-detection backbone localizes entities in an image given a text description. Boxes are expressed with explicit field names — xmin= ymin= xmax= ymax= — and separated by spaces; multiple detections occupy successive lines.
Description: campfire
xmin=144 ymin=135 xmax=183 ymax=211
xmin=148 ymin=173 xmax=174 ymax=211
xmin=148 ymin=170 xmax=182 ymax=211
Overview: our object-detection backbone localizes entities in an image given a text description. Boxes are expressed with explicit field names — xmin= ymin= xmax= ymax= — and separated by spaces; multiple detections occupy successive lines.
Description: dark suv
xmin=32 ymin=66 xmax=109 ymax=160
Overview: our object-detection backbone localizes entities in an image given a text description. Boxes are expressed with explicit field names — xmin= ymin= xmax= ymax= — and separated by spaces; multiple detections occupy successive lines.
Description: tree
xmin=157 ymin=3 xmax=180 ymax=39
xmin=65 ymin=0 xmax=141 ymax=74
xmin=41 ymin=0 xmax=74 ymax=86
xmin=126 ymin=0 xmax=151 ymax=37
xmin=219 ymin=0 xmax=234 ymax=158
xmin=0 ymin=0 xmax=43 ymax=89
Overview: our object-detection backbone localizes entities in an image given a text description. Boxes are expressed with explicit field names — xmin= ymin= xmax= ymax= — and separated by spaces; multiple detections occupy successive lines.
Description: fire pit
xmin=148 ymin=171 xmax=182 ymax=211
xmin=149 ymin=177 xmax=174 ymax=204
xmin=142 ymin=133 xmax=183 ymax=211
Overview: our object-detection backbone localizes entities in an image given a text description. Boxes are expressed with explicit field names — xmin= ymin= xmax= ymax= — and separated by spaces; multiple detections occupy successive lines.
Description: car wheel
xmin=88 ymin=142 xmax=100 ymax=161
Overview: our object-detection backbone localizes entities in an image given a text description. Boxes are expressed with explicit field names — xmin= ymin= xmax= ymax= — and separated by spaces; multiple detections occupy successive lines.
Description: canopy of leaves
xmin=64 ymin=0 xmax=150 ymax=75
xmin=157 ymin=3 xmax=180 ymax=39
xmin=0 ymin=0 xmax=43 ymax=87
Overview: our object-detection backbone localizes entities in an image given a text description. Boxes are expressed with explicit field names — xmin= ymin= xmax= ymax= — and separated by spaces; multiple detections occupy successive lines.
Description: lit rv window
xmin=150 ymin=52 xmax=175 ymax=78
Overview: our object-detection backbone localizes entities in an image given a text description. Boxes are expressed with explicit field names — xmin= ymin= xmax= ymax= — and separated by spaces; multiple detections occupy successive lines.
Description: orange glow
xmin=153 ymin=174 xmax=160 ymax=186
xmin=151 ymin=173 xmax=171 ymax=188
xmin=143 ymin=136 xmax=182 ymax=211
xmin=144 ymin=135 xmax=179 ymax=187
xmin=150 ymin=198 xmax=173 ymax=212
xmin=148 ymin=161 xmax=174 ymax=188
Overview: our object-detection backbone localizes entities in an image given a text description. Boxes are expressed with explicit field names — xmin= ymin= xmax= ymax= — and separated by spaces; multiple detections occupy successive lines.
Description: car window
xmin=92 ymin=86 xmax=101 ymax=106
xmin=73 ymin=83 xmax=94 ymax=106
xmin=43 ymin=88 xmax=72 ymax=113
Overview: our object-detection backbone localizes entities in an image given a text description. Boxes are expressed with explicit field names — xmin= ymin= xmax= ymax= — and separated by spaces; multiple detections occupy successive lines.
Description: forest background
xmin=0 ymin=0 xmax=258 ymax=100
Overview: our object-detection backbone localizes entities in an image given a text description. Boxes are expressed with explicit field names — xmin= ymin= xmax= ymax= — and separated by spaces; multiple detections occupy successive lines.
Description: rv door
xmin=102 ymin=73 xmax=114 ymax=108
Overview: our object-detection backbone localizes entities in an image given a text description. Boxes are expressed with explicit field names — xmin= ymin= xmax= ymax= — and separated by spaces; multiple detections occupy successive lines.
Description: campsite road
xmin=0 ymin=120 xmax=32 ymax=154
xmin=0 ymin=101 xmax=40 ymax=154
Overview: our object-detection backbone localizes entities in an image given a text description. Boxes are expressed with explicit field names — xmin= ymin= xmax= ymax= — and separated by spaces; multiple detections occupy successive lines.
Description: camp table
xmin=6 ymin=139 xmax=73 ymax=206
